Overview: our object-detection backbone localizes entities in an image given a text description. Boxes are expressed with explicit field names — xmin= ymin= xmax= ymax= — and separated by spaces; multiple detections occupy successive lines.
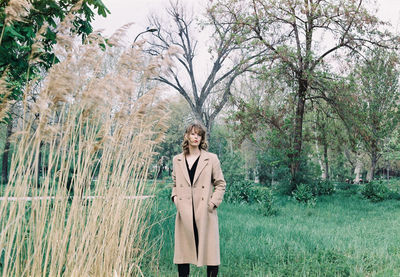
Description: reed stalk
xmin=0 ymin=13 xmax=171 ymax=276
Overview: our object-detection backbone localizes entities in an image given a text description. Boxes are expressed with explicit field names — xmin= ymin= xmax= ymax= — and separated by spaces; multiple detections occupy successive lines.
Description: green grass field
xmin=143 ymin=189 xmax=400 ymax=276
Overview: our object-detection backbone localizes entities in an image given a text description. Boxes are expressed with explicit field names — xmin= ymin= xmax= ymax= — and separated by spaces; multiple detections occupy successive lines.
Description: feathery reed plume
xmin=53 ymin=0 xmax=84 ymax=58
xmin=0 ymin=18 xmax=173 ymax=276
xmin=4 ymin=0 xmax=33 ymax=26
xmin=28 ymin=23 xmax=48 ymax=65
xmin=108 ymin=22 xmax=135 ymax=47
xmin=0 ymin=71 xmax=15 ymax=122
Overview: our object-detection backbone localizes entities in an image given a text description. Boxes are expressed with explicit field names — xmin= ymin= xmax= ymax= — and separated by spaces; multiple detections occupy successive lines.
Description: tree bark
xmin=386 ymin=160 xmax=390 ymax=180
xmin=353 ymin=157 xmax=363 ymax=184
xmin=2 ymin=119 xmax=13 ymax=184
xmin=323 ymin=141 xmax=329 ymax=180
xmin=290 ymin=79 xmax=307 ymax=182
xmin=314 ymin=121 xmax=329 ymax=180
xmin=315 ymin=137 xmax=326 ymax=180
xmin=366 ymin=151 xmax=378 ymax=182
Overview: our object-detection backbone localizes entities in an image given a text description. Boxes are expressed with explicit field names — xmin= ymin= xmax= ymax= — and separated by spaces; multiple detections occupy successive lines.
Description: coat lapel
xmin=193 ymin=150 xmax=209 ymax=186
xmin=177 ymin=153 xmax=191 ymax=185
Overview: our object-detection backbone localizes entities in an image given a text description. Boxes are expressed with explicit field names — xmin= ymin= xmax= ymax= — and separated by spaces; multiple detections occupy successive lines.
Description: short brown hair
xmin=182 ymin=122 xmax=208 ymax=155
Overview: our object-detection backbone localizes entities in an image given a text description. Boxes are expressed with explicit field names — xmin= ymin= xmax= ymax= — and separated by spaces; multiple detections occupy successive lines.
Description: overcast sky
xmin=93 ymin=0 xmax=203 ymax=38
xmin=92 ymin=0 xmax=400 ymax=95
xmin=93 ymin=0 xmax=400 ymax=37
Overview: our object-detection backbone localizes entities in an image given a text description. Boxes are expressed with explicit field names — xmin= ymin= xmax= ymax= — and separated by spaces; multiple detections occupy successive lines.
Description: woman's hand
xmin=208 ymin=202 xmax=216 ymax=213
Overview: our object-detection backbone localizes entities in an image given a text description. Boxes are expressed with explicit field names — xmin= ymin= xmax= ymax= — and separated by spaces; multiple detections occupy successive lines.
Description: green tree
xmin=310 ymin=101 xmax=346 ymax=180
xmin=0 ymin=0 xmax=109 ymax=86
xmin=348 ymin=49 xmax=400 ymax=181
xmin=208 ymin=123 xmax=247 ymax=184
xmin=0 ymin=0 xmax=109 ymax=183
xmin=212 ymin=0 xmax=398 ymax=184
xmin=153 ymin=97 xmax=192 ymax=179
xmin=229 ymin=70 xmax=298 ymax=190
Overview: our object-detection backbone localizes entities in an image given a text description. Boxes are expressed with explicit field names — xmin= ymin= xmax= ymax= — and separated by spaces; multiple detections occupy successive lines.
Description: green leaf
xmin=5 ymin=26 xmax=25 ymax=40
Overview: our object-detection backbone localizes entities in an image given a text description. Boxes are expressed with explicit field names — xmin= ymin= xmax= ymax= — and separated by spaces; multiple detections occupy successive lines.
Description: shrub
xmin=224 ymin=180 xmax=278 ymax=215
xmin=290 ymin=179 xmax=335 ymax=206
xmin=255 ymin=187 xmax=278 ymax=216
xmin=292 ymin=183 xmax=316 ymax=206
xmin=361 ymin=180 xmax=391 ymax=202
xmin=224 ymin=180 xmax=254 ymax=204
xmin=311 ymin=179 xmax=336 ymax=196
xmin=335 ymin=182 xmax=359 ymax=196
xmin=335 ymin=182 xmax=354 ymax=191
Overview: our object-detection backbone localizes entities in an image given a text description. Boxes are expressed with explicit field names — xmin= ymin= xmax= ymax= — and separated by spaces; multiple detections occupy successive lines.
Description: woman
xmin=171 ymin=122 xmax=226 ymax=277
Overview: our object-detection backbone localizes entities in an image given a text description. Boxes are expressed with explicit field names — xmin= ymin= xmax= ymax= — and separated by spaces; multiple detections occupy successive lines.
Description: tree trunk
xmin=290 ymin=79 xmax=307 ymax=182
xmin=2 ymin=119 xmax=13 ymax=184
xmin=353 ymin=157 xmax=362 ymax=184
xmin=366 ymin=151 xmax=378 ymax=182
xmin=315 ymin=138 xmax=326 ymax=180
xmin=343 ymin=148 xmax=355 ymax=169
xmin=323 ymin=141 xmax=329 ymax=180
xmin=314 ymin=127 xmax=329 ymax=180
xmin=386 ymin=160 xmax=390 ymax=180
xmin=194 ymin=109 xmax=213 ymax=139
xmin=157 ymin=164 xmax=164 ymax=179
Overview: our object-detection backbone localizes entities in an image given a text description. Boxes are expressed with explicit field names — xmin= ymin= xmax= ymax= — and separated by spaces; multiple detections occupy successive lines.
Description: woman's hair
xmin=182 ymin=122 xmax=208 ymax=155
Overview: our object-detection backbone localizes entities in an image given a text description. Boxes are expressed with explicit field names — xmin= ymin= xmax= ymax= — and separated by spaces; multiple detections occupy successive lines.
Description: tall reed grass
xmin=0 ymin=2 xmax=173 ymax=275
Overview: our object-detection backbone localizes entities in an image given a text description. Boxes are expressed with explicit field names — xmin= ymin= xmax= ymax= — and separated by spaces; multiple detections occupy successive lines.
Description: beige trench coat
xmin=171 ymin=150 xmax=226 ymax=266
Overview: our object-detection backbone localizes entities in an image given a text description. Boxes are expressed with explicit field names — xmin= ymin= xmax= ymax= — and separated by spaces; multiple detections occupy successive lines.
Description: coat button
xmin=202 ymin=197 xmax=204 ymax=200
xmin=202 ymin=186 xmax=204 ymax=188
xmin=179 ymin=198 xmax=182 ymax=200
xmin=180 ymin=184 xmax=183 ymax=187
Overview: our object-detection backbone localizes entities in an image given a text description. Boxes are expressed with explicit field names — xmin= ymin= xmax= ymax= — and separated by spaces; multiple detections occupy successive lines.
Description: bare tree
xmin=146 ymin=1 xmax=267 ymax=134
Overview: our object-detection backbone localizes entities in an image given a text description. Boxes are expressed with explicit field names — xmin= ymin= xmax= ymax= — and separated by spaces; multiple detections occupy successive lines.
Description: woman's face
xmin=187 ymin=128 xmax=201 ymax=148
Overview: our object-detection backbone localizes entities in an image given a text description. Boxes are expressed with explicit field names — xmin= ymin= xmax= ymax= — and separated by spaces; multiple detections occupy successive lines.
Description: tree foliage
xmin=212 ymin=0 xmax=399 ymax=183
xmin=345 ymin=48 xmax=400 ymax=180
xmin=0 ymin=0 xmax=109 ymax=100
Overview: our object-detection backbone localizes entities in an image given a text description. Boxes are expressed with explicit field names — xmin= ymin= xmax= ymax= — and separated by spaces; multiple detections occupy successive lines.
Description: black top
xmin=185 ymin=155 xmax=200 ymax=185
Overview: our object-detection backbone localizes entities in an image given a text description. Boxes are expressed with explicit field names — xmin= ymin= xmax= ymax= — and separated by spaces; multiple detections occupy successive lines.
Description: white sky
xmin=92 ymin=0 xmax=400 ymax=97
xmin=93 ymin=0 xmax=205 ymax=38
xmin=93 ymin=0 xmax=400 ymax=37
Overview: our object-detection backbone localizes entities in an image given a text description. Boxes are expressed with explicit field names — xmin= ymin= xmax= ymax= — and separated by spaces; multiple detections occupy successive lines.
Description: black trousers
xmin=177 ymin=264 xmax=219 ymax=277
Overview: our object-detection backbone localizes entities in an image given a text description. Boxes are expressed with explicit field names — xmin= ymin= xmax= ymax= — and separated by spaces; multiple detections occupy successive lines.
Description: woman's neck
xmin=188 ymin=146 xmax=200 ymax=156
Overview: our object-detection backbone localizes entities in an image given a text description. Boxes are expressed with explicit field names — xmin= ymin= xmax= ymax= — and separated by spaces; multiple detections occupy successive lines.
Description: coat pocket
xmin=207 ymin=202 xmax=215 ymax=213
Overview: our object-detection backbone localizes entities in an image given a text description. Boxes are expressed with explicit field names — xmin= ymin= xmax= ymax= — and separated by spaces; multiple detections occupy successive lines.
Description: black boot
xmin=207 ymin=265 xmax=218 ymax=277
xmin=178 ymin=264 xmax=190 ymax=277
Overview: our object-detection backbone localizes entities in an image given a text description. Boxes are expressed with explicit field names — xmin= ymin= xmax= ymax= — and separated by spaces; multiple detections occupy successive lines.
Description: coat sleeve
xmin=171 ymin=157 xmax=177 ymax=202
xmin=210 ymin=155 xmax=226 ymax=208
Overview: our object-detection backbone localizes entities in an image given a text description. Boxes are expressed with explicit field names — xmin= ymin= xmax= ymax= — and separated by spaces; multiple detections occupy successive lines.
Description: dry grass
xmin=4 ymin=0 xmax=32 ymax=26
xmin=0 ymin=5 xmax=172 ymax=276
